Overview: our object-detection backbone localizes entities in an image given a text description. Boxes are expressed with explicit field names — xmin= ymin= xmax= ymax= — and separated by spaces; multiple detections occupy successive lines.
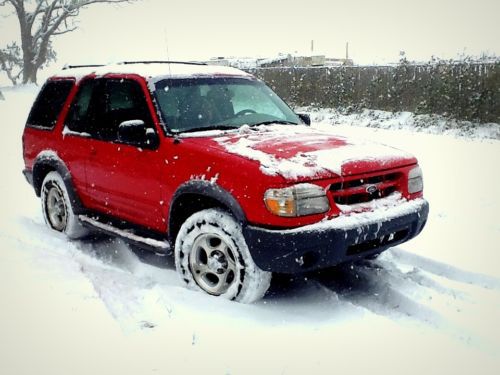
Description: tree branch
xmin=2 ymin=0 xmax=140 ymax=83
xmin=52 ymin=26 xmax=77 ymax=35
xmin=0 ymin=42 xmax=22 ymax=85
xmin=27 ymin=0 xmax=50 ymax=29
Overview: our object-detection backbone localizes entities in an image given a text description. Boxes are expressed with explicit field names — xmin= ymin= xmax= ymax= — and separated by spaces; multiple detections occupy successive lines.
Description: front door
xmin=85 ymin=78 xmax=164 ymax=231
xmin=63 ymin=76 xmax=165 ymax=231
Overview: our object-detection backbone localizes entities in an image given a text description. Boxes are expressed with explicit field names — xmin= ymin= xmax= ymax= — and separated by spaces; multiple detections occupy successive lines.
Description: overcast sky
xmin=0 ymin=0 xmax=499 ymax=83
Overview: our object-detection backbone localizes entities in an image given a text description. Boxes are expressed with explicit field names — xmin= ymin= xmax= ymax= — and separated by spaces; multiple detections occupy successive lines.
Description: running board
xmin=79 ymin=215 xmax=170 ymax=252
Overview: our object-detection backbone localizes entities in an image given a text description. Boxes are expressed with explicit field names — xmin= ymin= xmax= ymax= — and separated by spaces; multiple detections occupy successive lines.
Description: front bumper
xmin=243 ymin=199 xmax=429 ymax=273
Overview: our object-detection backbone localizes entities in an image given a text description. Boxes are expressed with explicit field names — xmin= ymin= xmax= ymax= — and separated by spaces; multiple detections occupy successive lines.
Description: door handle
xmin=90 ymin=147 xmax=97 ymax=156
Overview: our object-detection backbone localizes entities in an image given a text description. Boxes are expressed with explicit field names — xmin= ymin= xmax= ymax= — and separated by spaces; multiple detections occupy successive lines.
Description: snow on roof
xmin=54 ymin=62 xmax=253 ymax=82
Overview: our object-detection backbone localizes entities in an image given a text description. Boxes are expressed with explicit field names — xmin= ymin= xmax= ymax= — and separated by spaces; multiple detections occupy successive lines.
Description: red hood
xmin=196 ymin=125 xmax=417 ymax=181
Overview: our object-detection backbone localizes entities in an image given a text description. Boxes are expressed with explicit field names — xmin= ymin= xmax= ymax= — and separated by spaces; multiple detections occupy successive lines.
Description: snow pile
xmin=300 ymin=106 xmax=500 ymax=140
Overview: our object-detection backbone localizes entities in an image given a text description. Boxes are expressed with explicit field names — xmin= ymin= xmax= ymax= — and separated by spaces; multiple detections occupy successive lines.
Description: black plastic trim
xmin=168 ymin=180 xmax=246 ymax=241
xmin=31 ymin=154 xmax=86 ymax=215
xmin=243 ymin=200 xmax=429 ymax=274
xmin=119 ymin=60 xmax=207 ymax=66
xmin=62 ymin=64 xmax=105 ymax=70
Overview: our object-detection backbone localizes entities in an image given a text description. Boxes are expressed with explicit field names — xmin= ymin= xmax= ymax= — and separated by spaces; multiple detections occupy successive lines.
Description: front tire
xmin=41 ymin=171 xmax=88 ymax=239
xmin=175 ymin=208 xmax=271 ymax=303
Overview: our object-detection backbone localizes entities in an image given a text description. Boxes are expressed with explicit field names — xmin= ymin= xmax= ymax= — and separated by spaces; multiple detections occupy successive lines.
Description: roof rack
xmin=118 ymin=60 xmax=207 ymax=66
xmin=62 ymin=64 xmax=105 ymax=70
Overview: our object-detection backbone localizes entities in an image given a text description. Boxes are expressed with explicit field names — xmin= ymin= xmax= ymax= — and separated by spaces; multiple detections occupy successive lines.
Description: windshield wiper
xmin=250 ymin=120 xmax=299 ymax=127
xmin=177 ymin=124 xmax=239 ymax=134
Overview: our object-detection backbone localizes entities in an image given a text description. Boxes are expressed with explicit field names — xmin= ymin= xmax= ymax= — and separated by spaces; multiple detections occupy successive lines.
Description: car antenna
xmin=164 ymin=27 xmax=180 ymax=144
xmin=164 ymin=27 xmax=172 ymax=77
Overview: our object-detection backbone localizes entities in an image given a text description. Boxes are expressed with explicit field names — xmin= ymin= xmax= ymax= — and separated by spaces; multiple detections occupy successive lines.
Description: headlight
xmin=408 ymin=166 xmax=423 ymax=194
xmin=264 ymin=184 xmax=330 ymax=217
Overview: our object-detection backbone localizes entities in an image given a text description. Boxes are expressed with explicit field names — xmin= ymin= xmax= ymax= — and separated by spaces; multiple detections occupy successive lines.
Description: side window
xmin=26 ymin=80 xmax=74 ymax=129
xmin=65 ymin=79 xmax=98 ymax=134
xmin=97 ymin=79 xmax=154 ymax=141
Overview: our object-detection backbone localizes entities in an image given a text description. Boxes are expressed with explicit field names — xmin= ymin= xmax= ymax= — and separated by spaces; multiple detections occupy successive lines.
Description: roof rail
xmin=118 ymin=60 xmax=207 ymax=66
xmin=62 ymin=64 xmax=105 ymax=70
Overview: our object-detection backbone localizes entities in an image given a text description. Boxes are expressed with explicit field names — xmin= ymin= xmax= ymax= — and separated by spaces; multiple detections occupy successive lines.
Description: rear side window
xmin=65 ymin=79 xmax=98 ymax=134
xmin=26 ymin=80 xmax=74 ymax=129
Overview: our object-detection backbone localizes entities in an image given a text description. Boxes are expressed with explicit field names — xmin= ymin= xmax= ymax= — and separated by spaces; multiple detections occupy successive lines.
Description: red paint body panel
xmin=22 ymin=70 xmax=425 ymax=235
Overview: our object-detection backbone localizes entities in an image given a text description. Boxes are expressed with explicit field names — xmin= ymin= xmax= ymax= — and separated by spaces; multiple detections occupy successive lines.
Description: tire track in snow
xmin=0 ymin=215 xmax=177 ymax=331
xmin=389 ymin=248 xmax=500 ymax=290
xmin=7 ymin=211 xmax=500 ymax=352
xmin=72 ymin=238 xmax=181 ymax=330
xmin=312 ymin=260 xmax=452 ymax=324
xmin=311 ymin=247 xmax=500 ymax=352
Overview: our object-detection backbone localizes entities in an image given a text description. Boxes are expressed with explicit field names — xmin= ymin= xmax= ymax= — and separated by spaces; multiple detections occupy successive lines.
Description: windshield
xmin=154 ymin=77 xmax=300 ymax=133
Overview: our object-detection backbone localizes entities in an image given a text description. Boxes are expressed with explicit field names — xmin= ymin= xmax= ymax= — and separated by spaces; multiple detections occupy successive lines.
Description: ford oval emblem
xmin=366 ymin=184 xmax=378 ymax=194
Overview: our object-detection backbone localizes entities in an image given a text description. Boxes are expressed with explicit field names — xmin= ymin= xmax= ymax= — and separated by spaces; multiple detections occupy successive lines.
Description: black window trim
xmin=63 ymin=77 xmax=100 ymax=137
xmin=26 ymin=78 xmax=75 ymax=131
xmin=64 ymin=76 xmax=160 ymax=150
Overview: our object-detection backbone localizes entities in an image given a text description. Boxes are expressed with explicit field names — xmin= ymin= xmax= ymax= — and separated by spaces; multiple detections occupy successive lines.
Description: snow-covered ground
xmin=299 ymin=106 xmax=500 ymax=140
xmin=1 ymin=86 xmax=500 ymax=375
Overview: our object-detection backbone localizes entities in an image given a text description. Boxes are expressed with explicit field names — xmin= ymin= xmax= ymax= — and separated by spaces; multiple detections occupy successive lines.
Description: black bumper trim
xmin=243 ymin=200 xmax=429 ymax=274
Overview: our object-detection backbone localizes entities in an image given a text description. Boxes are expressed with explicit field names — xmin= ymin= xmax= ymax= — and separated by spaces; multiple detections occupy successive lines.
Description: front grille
xmin=330 ymin=172 xmax=402 ymax=206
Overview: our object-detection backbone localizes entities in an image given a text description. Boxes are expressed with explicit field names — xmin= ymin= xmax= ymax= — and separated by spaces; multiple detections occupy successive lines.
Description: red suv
xmin=22 ymin=61 xmax=428 ymax=303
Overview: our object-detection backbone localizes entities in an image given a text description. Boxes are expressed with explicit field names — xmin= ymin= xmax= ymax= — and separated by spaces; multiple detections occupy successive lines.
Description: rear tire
xmin=175 ymin=208 xmax=271 ymax=303
xmin=41 ymin=171 xmax=89 ymax=239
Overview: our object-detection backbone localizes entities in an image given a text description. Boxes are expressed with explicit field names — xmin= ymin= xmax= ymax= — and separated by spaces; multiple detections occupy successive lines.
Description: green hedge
xmin=249 ymin=60 xmax=500 ymax=123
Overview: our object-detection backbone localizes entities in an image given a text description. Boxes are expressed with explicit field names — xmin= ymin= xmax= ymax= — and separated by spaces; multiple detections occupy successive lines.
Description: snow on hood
xmin=216 ymin=124 xmax=416 ymax=179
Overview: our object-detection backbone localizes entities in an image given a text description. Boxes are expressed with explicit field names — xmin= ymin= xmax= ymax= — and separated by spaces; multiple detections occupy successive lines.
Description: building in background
xmin=206 ymin=53 xmax=353 ymax=69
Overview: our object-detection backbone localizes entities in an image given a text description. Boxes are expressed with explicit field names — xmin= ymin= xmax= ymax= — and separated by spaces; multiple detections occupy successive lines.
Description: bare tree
xmin=0 ymin=0 xmax=136 ymax=84
xmin=0 ymin=42 xmax=23 ymax=84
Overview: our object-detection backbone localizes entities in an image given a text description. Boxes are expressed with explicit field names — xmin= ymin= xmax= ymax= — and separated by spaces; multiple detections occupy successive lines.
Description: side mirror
xmin=297 ymin=113 xmax=311 ymax=125
xmin=118 ymin=120 xmax=159 ymax=148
